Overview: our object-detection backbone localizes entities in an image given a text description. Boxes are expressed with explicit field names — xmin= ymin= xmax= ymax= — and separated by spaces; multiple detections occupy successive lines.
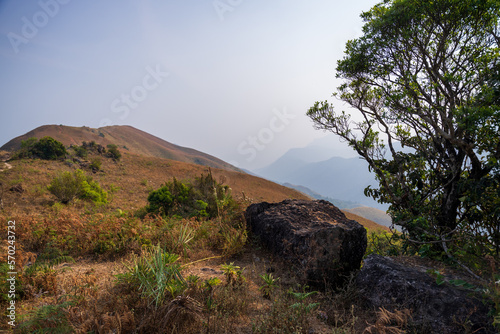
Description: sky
xmin=0 ymin=0 xmax=380 ymax=170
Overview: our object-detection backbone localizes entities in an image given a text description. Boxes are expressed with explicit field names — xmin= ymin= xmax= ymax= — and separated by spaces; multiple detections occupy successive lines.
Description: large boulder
xmin=356 ymin=254 xmax=495 ymax=333
xmin=245 ymin=199 xmax=367 ymax=288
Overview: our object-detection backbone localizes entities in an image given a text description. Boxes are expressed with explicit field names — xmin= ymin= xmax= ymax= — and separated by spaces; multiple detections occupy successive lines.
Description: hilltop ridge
xmin=1 ymin=124 xmax=240 ymax=172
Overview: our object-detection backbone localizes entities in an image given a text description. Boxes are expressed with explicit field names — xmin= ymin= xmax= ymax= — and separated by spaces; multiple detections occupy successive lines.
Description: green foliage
xmin=17 ymin=299 xmax=76 ymax=334
xmin=13 ymin=136 xmax=67 ymax=160
xmin=307 ymin=0 xmax=500 ymax=265
xmin=220 ymin=262 xmax=245 ymax=287
xmin=24 ymin=255 xmax=75 ymax=276
xmin=253 ymin=287 xmax=319 ymax=333
xmin=47 ymin=170 xmax=84 ymax=204
xmin=146 ymin=170 xmax=239 ymax=220
xmin=47 ymin=169 xmax=108 ymax=204
xmin=203 ymin=277 xmax=222 ymax=291
xmin=116 ymin=244 xmax=186 ymax=308
xmin=106 ymin=144 xmax=121 ymax=160
xmin=365 ymin=231 xmax=403 ymax=257
xmin=72 ymin=145 xmax=87 ymax=158
xmin=171 ymin=222 xmax=194 ymax=256
xmin=259 ymin=273 xmax=279 ymax=299
xmin=89 ymin=158 xmax=102 ymax=172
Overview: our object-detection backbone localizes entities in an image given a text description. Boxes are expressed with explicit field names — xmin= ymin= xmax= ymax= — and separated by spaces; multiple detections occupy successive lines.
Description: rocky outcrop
xmin=356 ymin=254 xmax=495 ymax=333
xmin=245 ymin=199 xmax=367 ymax=288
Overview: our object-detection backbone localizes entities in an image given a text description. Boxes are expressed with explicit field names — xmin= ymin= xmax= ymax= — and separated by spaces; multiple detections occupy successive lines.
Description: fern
xmin=24 ymin=256 xmax=75 ymax=276
xmin=17 ymin=300 xmax=75 ymax=334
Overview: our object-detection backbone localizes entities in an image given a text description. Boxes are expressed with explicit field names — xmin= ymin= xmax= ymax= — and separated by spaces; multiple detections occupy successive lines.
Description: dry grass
xmin=364 ymin=308 xmax=412 ymax=334
xmin=0 ymin=152 xmax=395 ymax=333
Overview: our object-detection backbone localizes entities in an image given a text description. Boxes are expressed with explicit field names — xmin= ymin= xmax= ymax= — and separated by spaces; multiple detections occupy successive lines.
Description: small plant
xmin=173 ymin=222 xmax=194 ymax=257
xmin=220 ymin=262 xmax=245 ymax=287
xmin=259 ymin=273 xmax=279 ymax=299
xmin=186 ymin=274 xmax=201 ymax=292
xmin=220 ymin=225 xmax=247 ymax=256
xmin=116 ymin=244 xmax=186 ymax=308
xmin=288 ymin=288 xmax=320 ymax=315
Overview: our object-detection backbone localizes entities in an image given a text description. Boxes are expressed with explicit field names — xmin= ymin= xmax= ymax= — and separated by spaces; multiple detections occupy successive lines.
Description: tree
xmin=307 ymin=0 xmax=500 ymax=262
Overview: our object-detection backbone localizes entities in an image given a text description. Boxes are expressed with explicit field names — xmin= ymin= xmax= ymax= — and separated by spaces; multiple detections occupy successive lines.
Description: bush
xmin=72 ymin=145 xmax=87 ymax=158
xmin=146 ymin=171 xmax=239 ymax=220
xmin=48 ymin=169 xmax=107 ymax=205
xmin=89 ymin=158 xmax=102 ymax=172
xmin=47 ymin=170 xmax=85 ymax=204
xmin=13 ymin=136 xmax=67 ymax=160
xmin=107 ymin=144 xmax=121 ymax=161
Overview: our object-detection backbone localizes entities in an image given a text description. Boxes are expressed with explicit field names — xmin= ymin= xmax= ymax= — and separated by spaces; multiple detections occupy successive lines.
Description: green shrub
xmin=146 ymin=171 xmax=239 ymax=220
xmin=47 ymin=170 xmax=85 ymax=204
xmin=89 ymin=158 xmax=102 ymax=172
xmin=33 ymin=136 xmax=67 ymax=160
xmin=72 ymin=145 xmax=87 ymax=158
xmin=107 ymin=144 xmax=121 ymax=160
xmin=13 ymin=136 xmax=67 ymax=160
xmin=47 ymin=169 xmax=107 ymax=204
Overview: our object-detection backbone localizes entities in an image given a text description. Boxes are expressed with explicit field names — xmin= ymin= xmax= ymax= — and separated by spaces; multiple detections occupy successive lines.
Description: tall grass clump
xmin=116 ymin=244 xmax=187 ymax=308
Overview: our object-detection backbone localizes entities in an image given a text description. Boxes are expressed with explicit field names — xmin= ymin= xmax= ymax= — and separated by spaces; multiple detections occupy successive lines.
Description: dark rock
xmin=356 ymin=254 xmax=495 ymax=333
xmin=245 ymin=199 xmax=367 ymax=288
xmin=9 ymin=184 xmax=24 ymax=193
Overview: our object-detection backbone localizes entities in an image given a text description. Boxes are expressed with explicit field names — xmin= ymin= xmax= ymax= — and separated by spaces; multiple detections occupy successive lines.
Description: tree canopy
xmin=308 ymin=0 xmax=500 ymax=263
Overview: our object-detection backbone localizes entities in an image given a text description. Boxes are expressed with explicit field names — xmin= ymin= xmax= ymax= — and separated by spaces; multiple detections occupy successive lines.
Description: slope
xmin=1 ymin=124 xmax=239 ymax=172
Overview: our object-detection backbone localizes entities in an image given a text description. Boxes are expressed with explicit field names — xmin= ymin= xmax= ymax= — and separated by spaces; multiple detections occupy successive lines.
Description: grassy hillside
xmin=0 ymin=152 xmax=310 ymax=215
xmin=1 ymin=124 xmax=240 ymax=172
xmin=0 ymin=140 xmax=398 ymax=333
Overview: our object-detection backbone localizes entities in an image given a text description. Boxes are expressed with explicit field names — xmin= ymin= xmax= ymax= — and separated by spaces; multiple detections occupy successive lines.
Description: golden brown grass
xmin=0 ymin=151 xmax=394 ymax=333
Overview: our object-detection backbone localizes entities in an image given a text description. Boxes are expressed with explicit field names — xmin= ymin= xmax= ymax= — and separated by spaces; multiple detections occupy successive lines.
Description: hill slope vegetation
xmin=1 ymin=124 xmax=239 ymax=172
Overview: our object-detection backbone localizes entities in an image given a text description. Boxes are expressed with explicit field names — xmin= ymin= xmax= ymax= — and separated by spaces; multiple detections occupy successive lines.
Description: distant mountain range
xmin=252 ymin=136 xmax=393 ymax=227
xmin=254 ymin=137 xmax=386 ymax=209
xmin=1 ymin=124 xmax=240 ymax=172
xmin=282 ymin=182 xmax=362 ymax=209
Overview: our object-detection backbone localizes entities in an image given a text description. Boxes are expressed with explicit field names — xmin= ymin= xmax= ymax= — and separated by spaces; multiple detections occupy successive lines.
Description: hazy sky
xmin=0 ymin=0 xmax=379 ymax=170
